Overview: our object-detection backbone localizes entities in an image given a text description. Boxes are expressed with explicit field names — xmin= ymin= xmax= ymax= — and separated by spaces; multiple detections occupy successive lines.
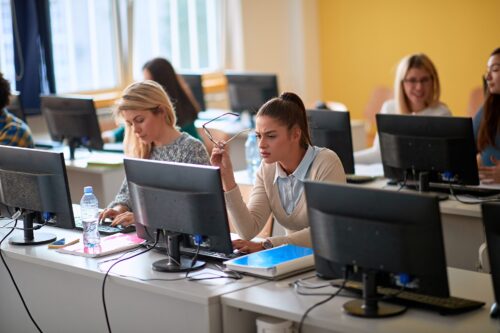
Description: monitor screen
xmin=124 ymin=158 xmax=233 ymax=272
xmin=0 ymin=146 xmax=75 ymax=245
xmin=482 ymin=202 xmax=500 ymax=318
xmin=304 ymin=181 xmax=449 ymax=317
xmin=377 ymin=114 xmax=479 ymax=190
xmin=180 ymin=73 xmax=206 ymax=111
xmin=307 ymin=109 xmax=355 ymax=174
xmin=225 ymin=72 xmax=279 ymax=114
xmin=40 ymin=95 xmax=104 ymax=160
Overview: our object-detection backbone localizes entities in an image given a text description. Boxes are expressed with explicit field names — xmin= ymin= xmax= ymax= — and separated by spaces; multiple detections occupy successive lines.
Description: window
xmin=132 ymin=0 xmax=223 ymax=80
xmin=0 ymin=0 xmax=15 ymax=89
xmin=49 ymin=0 xmax=119 ymax=93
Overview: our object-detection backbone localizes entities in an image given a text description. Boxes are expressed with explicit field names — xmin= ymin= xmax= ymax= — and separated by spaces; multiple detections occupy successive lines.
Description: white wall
xmin=225 ymin=0 xmax=322 ymax=107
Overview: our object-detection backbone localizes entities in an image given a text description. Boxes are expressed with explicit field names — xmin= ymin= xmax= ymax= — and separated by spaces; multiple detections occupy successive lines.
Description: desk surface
xmin=222 ymin=268 xmax=499 ymax=333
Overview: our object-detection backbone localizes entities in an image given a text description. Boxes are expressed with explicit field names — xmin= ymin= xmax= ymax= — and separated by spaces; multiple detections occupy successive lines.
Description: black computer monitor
xmin=40 ymin=95 xmax=104 ymax=160
xmin=0 ymin=146 xmax=75 ymax=245
xmin=180 ymin=73 xmax=206 ymax=111
xmin=482 ymin=202 xmax=500 ymax=318
xmin=377 ymin=114 xmax=479 ymax=193
xmin=307 ymin=109 xmax=355 ymax=174
xmin=6 ymin=92 xmax=25 ymax=122
xmin=304 ymin=181 xmax=449 ymax=318
xmin=124 ymin=158 xmax=233 ymax=272
xmin=225 ymin=72 xmax=279 ymax=114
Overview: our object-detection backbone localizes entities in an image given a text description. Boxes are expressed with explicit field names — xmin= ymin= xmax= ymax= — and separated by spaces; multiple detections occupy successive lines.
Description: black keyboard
xmin=401 ymin=181 xmax=500 ymax=198
xmin=180 ymin=246 xmax=242 ymax=262
xmin=74 ymin=218 xmax=135 ymax=235
xmin=346 ymin=174 xmax=377 ymax=184
xmin=334 ymin=280 xmax=485 ymax=315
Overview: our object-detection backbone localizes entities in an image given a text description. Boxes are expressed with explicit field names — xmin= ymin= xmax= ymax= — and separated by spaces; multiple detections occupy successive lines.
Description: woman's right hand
xmin=210 ymin=143 xmax=237 ymax=191
xmin=98 ymin=205 xmax=128 ymax=223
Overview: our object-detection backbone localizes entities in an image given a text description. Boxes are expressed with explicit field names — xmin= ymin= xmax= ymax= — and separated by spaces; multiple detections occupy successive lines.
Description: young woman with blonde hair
xmin=99 ymin=80 xmax=209 ymax=226
xmin=355 ymin=53 xmax=451 ymax=164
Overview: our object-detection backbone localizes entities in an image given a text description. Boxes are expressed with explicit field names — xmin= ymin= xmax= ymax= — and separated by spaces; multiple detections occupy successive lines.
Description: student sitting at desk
xmin=210 ymin=92 xmax=346 ymax=253
xmin=99 ymin=80 xmax=209 ymax=227
xmin=0 ymin=72 xmax=34 ymax=148
xmin=354 ymin=53 xmax=451 ymax=164
xmin=103 ymin=57 xmax=201 ymax=143
xmin=473 ymin=47 xmax=500 ymax=184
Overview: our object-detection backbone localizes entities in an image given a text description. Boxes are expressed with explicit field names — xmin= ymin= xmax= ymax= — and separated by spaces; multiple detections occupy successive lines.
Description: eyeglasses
xmin=403 ymin=77 xmax=432 ymax=86
xmin=484 ymin=64 xmax=500 ymax=79
xmin=202 ymin=112 xmax=251 ymax=147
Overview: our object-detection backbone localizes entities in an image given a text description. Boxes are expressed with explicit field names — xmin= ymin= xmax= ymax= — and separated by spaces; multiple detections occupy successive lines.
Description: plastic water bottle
xmin=245 ymin=131 xmax=261 ymax=183
xmin=80 ymin=186 xmax=100 ymax=248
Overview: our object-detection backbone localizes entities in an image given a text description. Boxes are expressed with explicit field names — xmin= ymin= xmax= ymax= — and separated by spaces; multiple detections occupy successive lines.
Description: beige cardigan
xmin=224 ymin=148 xmax=346 ymax=247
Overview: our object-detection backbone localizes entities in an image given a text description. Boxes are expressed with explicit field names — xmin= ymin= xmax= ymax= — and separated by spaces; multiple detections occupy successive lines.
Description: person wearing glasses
xmin=0 ymin=72 xmax=34 ymax=148
xmin=99 ymin=80 xmax=209 ymax=227
xmin=473 ymin=47 xmax=500 ymax=184
xmin=210 ymin=92 xmax=346 ymax=253
xmin=102 ymin=57 xmax=201 ymax=143
xmin=354 ymin=53 xmax=451 ymax=164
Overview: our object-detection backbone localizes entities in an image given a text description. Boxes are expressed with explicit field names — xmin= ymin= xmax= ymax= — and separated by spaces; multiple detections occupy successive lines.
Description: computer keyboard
xmin=180 ymin=246 xmax=242 ymax=262
xmin=74 ymin=218 xmax=135 ymax=235
xmin=346 ymin=174 xmax=377 ymax=184
xmin=400 ymin=181 xmax=500 ymax=198
xmin=333 ymin=280 xmax=485 ymax=315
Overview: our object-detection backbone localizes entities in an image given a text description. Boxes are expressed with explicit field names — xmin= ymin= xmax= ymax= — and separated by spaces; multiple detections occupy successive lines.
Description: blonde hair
xmin=114 ymin=80 xmax=176 ymax=158
xmin=394 ymin=53 xmax=441 ymax=114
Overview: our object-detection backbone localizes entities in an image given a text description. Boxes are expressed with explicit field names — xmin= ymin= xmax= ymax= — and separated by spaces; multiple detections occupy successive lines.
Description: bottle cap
xmin=84 ymin=186 xmax=93 ymax=194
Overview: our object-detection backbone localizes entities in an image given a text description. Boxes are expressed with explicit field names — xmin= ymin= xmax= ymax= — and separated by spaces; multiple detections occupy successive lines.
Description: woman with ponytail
xmin=211 ymin=92 xmax=346 ymax=253
xmin=474 ymin=47 xmax=500 ymax=184
xmin=99 ymin=80 xmax=209 ymax=227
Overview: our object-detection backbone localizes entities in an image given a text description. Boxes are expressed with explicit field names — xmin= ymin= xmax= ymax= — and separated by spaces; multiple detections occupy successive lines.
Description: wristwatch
xmin=261 ymin=239 xmax=274 ymax=250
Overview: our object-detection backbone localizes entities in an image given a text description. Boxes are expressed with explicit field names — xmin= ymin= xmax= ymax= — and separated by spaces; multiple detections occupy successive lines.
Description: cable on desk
xmin=448 ymin=182 xmax=500 ymax=205
xmin=0 ymin=218 xmax=44 ymax=333
xmin=101 ymin=231 xmax=160 ymax=333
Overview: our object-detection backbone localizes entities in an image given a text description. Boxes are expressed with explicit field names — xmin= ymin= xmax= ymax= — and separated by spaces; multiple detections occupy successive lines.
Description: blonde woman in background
xmin=99 ymin=80 xmax=209 ymax=227
xmin=355 ymin=53 xmax=452 ymax=164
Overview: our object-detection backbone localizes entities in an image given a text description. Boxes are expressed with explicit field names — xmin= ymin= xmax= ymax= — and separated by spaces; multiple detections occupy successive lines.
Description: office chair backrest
xmin=482 ymin=202 xmax=500 ymax=315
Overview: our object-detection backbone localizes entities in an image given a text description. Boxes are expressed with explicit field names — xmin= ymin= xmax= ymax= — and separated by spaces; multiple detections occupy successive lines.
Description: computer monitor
xmin=40 ymin=95 xmax=104 ymax=160
xmin=180 ymin=73 xmax=206 ymax=111
xmin=0 ymin=146 xmax=75 ymax=245
xmin=377 ymin=114 xmax=479 ymax=193
xmin=307 ymin=109 xmax=355 ymax=174
xmin=225 ymin=72 xmax=279 ymax=114
xmin=481 ymin=202 xmax=500 ymax=318
xmin=6 ymin=91 xmax=25 ymax=122
xmin=304 ymin=181 xmax=448 ymax=318
xmin=124 ymin=158 xmax=233 ymax=272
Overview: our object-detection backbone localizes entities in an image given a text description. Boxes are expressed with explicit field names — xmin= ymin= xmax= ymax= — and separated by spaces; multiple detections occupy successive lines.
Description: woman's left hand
xmin=232 ymin=239 xmax=264 ymax=254
xmin=479 ymin=156 xmax=500 ymax=184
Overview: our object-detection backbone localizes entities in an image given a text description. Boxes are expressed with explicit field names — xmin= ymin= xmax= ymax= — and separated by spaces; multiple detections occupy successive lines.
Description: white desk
xmin=222 ymin=268 xmax=499 ymax=333
xmin=0 ymin=225 xmax=265 ymax=333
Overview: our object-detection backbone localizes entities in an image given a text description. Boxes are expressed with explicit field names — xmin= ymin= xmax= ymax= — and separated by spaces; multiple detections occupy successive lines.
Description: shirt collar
xmin=274 ymin=145 xmax=315 ymax=183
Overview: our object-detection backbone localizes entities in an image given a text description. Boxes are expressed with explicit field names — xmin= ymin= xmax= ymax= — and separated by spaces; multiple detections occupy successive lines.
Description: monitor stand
xmin=9 ymin=212 xmax=56 ymax=246
xmin=342 ymin=270 xmax=407 ymax=318
xmin=152 ymin=232 xmax=205 ymax=272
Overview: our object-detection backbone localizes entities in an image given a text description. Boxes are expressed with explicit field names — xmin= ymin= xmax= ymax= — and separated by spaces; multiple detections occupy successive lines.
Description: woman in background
xmin=354 ymin=53 xmax=451 ymax=164
xmin=473 ymin=47 xmax=500 ymax=184
xmin=210 ymin=92 xmax=346 ymax=253
xmin=103 ymin=57 xmax=201 ymax=142
xmin=99 ymin=80 xmax=209 ymax=226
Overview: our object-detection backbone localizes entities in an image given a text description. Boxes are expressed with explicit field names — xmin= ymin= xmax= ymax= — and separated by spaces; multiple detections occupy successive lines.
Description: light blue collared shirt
xmin=274 ymin=145 xmax=319 ymax=215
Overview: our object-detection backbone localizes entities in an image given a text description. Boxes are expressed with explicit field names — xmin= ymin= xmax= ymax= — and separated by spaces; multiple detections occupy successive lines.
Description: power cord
xmin=0 ymin=218 xmax=44 ymax=333
xmin=102 ymin=232 xmax=160 ymax=333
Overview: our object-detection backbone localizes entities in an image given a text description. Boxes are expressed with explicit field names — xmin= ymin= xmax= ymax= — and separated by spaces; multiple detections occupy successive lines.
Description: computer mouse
xmin=101 ymin=218 xmax=113 ymax=225
xmin=491 ymin=302 xmax=498 ymax=318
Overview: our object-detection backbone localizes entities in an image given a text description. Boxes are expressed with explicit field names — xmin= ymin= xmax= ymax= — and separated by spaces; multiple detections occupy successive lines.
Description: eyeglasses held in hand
xmin=202 ymin=112 xmax=251 ymax=147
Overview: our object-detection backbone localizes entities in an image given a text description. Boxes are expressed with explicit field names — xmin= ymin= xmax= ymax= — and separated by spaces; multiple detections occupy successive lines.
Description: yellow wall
xmin=318 ymin=0 xmax=500 ymax=119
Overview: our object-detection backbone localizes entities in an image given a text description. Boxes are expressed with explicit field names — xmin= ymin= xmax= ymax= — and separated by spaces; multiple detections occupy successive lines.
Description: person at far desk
xmin=102 ymin=57 xmax=202 ymax=143
xmin=354 ymin=53 xmax=451 ymax=164
xmin=0 ymin=72 xmax=34 ymax=148
xmin=473 ymin=47 xmax=500 ymax=184
xmin=99 ymin=80 xmax=209 ymax=227
xmin=210 ymin=92 xmax=346 ymax=253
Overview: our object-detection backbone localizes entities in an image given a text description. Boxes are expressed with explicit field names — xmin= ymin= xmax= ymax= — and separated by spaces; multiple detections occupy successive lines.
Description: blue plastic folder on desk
xmin=224 ymin=244 xmax=314 ymax=279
